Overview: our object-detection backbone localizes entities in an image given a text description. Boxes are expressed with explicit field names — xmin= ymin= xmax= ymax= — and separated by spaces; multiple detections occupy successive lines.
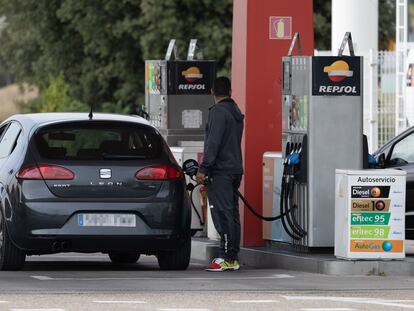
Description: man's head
xmin=212 ymin=77 xmax=231 ymax=103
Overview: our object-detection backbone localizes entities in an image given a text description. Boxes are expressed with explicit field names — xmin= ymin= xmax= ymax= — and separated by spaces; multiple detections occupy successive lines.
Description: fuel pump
xmin=146 ymin=39 xmax=216 ymax=235
xmin=145 ymin=39 xmax=216 ymax=146
xmin=277 ymin=32 xmax=365 ymax=249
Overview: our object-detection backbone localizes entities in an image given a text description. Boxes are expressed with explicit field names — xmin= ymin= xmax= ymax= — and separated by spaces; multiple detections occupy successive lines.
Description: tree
xmin=314 ymin=0 xmax=331 ymax=51
xmin=0 ymin=0 xmax=144 ymax=108
xmin=314 ymin=0 xmax=397 ymax=51
xmin=0 ymin=0 xmax=232 ymax=112
xmin=29 ymin=72 xmax=89 ymax=113
xmin=379 ymin=0 xmax=396 ymax=50
xmin=139 ymin=0 xmax=232 ymax=77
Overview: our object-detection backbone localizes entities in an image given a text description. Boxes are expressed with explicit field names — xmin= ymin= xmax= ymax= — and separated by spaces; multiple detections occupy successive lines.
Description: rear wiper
xmin=102 ymin=154 xmax=147 ymax=159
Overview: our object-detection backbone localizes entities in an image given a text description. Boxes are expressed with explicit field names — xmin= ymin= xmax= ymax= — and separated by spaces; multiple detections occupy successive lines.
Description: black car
xmin=0 ymin=113 xmax=191 ymax=270
xmin=375 ymin=126 xmax=414 ymax=239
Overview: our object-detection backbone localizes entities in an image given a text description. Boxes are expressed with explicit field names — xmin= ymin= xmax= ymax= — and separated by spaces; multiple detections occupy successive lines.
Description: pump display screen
xmin=282 ymin=60 xmax=291 ymax=93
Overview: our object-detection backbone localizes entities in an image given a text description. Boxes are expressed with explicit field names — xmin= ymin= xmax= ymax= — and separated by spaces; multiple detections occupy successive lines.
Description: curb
xmin=191 ymin=239 xmax=414 ymax=276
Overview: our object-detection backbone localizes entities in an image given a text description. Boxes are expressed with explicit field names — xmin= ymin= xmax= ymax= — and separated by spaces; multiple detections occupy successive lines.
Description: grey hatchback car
xmin=0 ymin=113 xmax=191 ymax=270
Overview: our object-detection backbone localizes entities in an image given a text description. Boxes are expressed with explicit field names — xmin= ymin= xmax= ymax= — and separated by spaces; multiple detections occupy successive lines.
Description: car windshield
xmin=34 ymin=122 xmax=163 ymax=160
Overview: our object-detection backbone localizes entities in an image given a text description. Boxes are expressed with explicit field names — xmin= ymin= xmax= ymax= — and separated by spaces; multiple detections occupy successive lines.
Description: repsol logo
xmin=318 ymin=85 xmax=357 ymax=94
xmin=178 ymin=84 xmax=206 ymax=90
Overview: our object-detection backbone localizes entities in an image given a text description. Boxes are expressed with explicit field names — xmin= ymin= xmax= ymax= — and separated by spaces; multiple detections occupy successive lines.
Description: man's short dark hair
xmin=213 ymin=77 xmax=231 ymax=96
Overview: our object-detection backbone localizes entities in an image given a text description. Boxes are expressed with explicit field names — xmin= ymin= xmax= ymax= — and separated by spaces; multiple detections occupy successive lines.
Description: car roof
xmin=3 ymin=112 xmax=152 ymax=130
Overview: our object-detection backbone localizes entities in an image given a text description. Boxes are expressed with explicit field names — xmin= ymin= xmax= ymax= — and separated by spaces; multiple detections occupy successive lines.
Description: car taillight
xmin=135 ymin=165 xmax=183 ymax=180
xmin=16 ymin=164 xmax=74 ymax=180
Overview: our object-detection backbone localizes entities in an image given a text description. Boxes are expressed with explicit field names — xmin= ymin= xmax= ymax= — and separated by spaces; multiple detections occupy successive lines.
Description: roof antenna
xmin=88 ymin=103 xmax=93 ymax=120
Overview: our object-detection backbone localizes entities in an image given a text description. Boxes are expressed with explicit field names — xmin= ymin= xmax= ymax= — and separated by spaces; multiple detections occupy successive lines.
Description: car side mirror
xmin=377 ymin=153 xmax=386 ymax=168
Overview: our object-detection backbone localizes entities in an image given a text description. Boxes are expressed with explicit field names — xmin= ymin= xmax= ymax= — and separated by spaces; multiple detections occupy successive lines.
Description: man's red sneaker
xmin=205 ymin=258 xmax=240 ymax=271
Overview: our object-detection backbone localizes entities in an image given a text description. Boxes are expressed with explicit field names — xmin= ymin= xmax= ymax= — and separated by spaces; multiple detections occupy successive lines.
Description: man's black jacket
xmin=199 ymin=98 xmax=244 ymax=176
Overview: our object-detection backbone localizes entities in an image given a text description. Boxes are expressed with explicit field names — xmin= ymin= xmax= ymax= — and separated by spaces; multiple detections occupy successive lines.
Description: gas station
xmin=145 ymin=0 xmax=414 ymax=274
xmin=5 ymin=0 xmax=414 ymax=308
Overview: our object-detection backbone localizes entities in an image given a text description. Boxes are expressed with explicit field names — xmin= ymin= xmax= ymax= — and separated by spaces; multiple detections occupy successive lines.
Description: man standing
xmin=196 ymin=77 xmax=244 ymax=271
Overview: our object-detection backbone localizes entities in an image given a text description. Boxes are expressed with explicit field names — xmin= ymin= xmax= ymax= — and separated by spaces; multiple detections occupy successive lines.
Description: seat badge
xmin=100 ymin=169 xmax=111 ymax=179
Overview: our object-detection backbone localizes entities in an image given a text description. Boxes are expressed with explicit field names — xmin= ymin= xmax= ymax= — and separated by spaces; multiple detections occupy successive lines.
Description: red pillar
xmin=232 ymin=0 xmax=314 ymax=246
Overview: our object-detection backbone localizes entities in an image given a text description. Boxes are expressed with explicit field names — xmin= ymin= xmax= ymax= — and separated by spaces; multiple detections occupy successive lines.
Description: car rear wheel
xmin=108 ymin=252 xmax=140 ymax=264
xmin=157 ymin=234 xmax=191 ymax=270
xmin=0 ymin=210 xmax=25 ymax=271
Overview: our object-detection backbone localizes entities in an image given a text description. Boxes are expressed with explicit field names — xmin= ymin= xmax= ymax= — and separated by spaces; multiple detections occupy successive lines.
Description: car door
xmin=384 ymin=130 xmax=414 ymax=239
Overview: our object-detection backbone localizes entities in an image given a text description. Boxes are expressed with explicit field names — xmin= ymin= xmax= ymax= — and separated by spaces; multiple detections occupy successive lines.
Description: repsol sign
xmin=178 ymin=84 xmax=206 ymax=90
xmin=312 ymin=56 xmax=361 ymax=96
xmin=318 ymin=85 xmax=357 ymax=94
xmin=167 ymin=60 xmax=216 ymax=95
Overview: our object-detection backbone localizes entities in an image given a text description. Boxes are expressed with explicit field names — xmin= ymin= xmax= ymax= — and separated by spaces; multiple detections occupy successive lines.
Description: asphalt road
xmin=0 ymin=252 xmax=414 ymax=310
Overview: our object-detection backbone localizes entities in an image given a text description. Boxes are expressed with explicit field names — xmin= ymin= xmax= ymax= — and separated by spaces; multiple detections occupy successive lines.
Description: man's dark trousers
xmin=207 ymin=174 xmax=242 ymax=261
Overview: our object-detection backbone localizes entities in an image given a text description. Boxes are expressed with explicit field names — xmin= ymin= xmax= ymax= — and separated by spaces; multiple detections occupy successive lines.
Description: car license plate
xmin=77 ymin=214 xmax=136 ymax=227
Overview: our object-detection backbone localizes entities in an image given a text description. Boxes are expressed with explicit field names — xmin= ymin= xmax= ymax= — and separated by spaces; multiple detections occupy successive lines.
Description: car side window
xmin=0 ymin=122 xmax=22 ymax=158
xmin=0 ymin=124 xmax=9 ymax=142
xmin=389 ymin=132 xmax=414 ymax=165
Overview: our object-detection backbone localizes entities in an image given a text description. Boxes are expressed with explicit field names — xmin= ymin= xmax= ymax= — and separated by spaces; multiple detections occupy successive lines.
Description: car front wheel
xmin=0 ymin=210 xmax=25 ymax=271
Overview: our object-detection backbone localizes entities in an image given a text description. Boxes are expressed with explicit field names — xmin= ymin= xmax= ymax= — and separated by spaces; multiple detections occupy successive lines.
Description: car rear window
xmin=34 ymin=122 xmax=163 ymax=160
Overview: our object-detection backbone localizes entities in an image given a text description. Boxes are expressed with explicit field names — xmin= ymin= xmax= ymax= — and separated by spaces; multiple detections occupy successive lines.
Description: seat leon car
xmin=0 ymin=113 xmax=191 ymax=270
xmin=374 ymin=126 xmax=414 ymax=239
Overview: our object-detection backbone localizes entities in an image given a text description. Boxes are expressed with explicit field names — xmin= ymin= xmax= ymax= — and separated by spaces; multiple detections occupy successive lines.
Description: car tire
xmin=0 ymin=210 xmax=25 ymax=271
xmin=108 ymin=252 xmax=140 ymax=264
xmin=157 ymin=234 xmax=191 ymax=270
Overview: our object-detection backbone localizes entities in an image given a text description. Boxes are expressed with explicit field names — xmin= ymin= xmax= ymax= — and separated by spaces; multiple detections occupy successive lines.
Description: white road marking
xmin=159 ymin=309 xmax=210 ymax=311
xmin=283 ymin=296 xmax=414 ymax=309
xmin=271 ymin=274 xmax=295 ymax=278
xmin=230 ymin=300 xmax=279 ymax=303
xmin=300 ymin=309 xmax=356 ymax=311
xmin=28 ymin=255 xmax=107 ymax=259
xmin=93 ymin=300 xmax=146 ymax=304
xmin=10 ymin=309 xmax=65 ymax=311
xmin=30 ymin=275 xmax=294 ymax=281
xmin=31 ymin=276 xmax=54 ymax=281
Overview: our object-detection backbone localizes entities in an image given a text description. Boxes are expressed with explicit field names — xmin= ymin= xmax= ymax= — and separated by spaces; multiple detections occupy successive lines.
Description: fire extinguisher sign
xmin=269 ymin=16 xmax=292 ymax=40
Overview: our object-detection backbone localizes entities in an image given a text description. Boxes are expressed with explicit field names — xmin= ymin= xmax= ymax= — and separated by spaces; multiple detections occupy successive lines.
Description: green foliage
xmin=379 ymin=0 xmax=396 ymax=50
xmin=23 ymin=72 xmax=88 ymax=113
xmin=139 ymin=0 xmax=232 ymax=77
xmin=99 ymin=101 xmax=130 ymax=114
xmin=314 ymin=0 xmax=396 ymax=51
xmin=0 ymin=0 xmax=232 ymax=113
xmin=41 ymin=72 xmax=74 ymax=112
xmin=314 ymin=0 xmax=331 ymax=51
xmin=0 ymin=0 xmax=399 ymax=112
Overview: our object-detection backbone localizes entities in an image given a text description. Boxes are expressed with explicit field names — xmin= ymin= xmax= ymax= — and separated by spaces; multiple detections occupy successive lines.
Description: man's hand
xmin=196 ymin=172 xmax=206 ymax=185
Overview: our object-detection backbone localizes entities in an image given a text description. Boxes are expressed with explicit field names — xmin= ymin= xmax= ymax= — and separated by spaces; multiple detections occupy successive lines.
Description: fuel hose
xmin=237 ymin=189 xmax=296 ymax=221
xmin=280 ymin=167 xmax=303 ymax=240
xmin=188 ymin=182 xmax=292 ymax=223
xmin=187 ymin=183 xmax=205 ymax=226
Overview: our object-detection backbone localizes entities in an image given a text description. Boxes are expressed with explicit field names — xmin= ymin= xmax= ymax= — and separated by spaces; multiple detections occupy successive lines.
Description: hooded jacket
xmin=199 ymin=98 xmax=244 ymax=176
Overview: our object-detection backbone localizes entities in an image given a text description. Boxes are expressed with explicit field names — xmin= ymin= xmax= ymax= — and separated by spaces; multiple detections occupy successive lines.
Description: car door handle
xmin=8 ymin=169 xmax=14 ymax=175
